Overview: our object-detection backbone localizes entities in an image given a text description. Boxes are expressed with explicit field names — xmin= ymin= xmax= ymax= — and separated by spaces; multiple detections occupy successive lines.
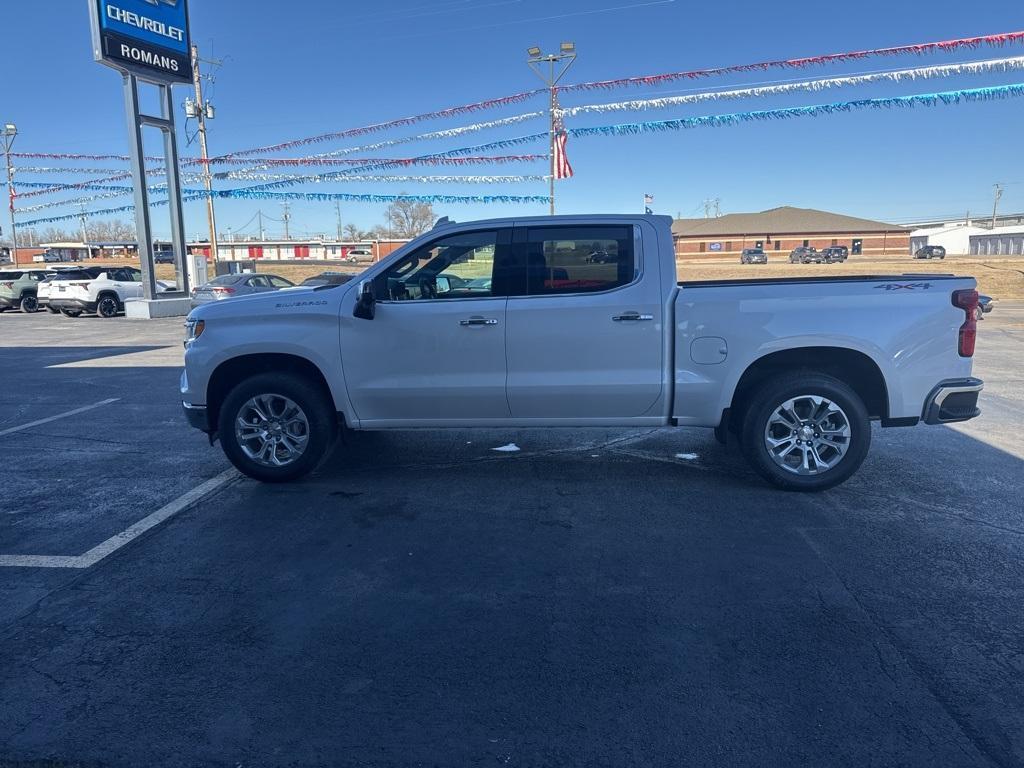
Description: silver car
xmin=190 ymin=273 xmax=294 ymax=308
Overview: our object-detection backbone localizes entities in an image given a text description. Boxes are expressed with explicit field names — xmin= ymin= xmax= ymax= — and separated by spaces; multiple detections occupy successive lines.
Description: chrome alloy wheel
xmin=764 ymin=395 xmax=852 ymax=476
xmin=235 ymin=393 xmax=310 ymax=467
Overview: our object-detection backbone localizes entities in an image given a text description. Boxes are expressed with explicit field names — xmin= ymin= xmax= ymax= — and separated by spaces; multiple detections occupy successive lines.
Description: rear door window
xmin=520 ymin=226 xmax=636 ymax=296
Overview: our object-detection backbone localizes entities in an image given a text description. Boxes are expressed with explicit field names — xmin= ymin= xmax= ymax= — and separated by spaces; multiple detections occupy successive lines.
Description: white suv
xmin=48 ymin=266 xmax=174 ymax=318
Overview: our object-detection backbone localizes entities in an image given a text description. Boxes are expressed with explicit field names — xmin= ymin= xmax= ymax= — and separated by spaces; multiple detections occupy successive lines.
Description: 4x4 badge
xmin=874 ymin=282 xmax=932 ymax=291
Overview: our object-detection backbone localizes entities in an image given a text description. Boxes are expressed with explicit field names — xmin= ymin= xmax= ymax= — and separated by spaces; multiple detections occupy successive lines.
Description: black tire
xmin=20 ymin=294 xmax=38 ymax=313
xmin=96 ymin=294 xmax=120 ymax=318
xmin=218 ymin=372 xmax=337 ymax=483
xmin=59 ymin=308 xmax=82 ymax=318
xmin=740 ymin=371 xmax=871 ymax=492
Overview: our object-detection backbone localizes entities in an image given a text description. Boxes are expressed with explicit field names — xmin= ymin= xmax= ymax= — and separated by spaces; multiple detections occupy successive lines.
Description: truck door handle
xmin=612 ymin=312 xmax=653 ymax=322
xmin=459 ymin=316 xmax=499 ymax=327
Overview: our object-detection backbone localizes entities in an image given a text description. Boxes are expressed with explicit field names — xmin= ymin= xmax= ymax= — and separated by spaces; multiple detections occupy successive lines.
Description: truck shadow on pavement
xmin=2 ymin=355 xmax=1023 ymax=767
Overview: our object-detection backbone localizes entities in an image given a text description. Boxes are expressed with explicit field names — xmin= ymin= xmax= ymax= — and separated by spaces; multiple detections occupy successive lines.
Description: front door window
xmin=377 ymin=231 xmax=501 ymax=301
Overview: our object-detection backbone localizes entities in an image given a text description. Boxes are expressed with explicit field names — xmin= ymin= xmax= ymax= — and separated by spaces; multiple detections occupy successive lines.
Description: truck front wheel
xmin=218 ymin=372 xmax=337 ymax=483
xmin=740 ymin=372 xmax=870 ymax=492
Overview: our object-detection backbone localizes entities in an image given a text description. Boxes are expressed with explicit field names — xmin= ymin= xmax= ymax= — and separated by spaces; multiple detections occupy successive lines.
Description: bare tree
xmin=384 ymin=198 xmax=435 ymax=239
xmin=342 ymin=223 xmax=361 ymax=241
xmin=38 ymin=227 xmax=76 ymax=243
xmin=87 ymin=219 xmax=136 ymax=242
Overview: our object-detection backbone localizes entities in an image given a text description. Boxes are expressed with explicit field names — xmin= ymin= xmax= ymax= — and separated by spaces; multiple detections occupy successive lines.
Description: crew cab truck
xmin=181 ymin=215 xmax=983 ymax=492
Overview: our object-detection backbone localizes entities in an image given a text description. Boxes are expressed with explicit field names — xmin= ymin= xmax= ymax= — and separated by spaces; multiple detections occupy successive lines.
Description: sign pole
xmin=159 ymin=82 xmax=193 ymax=294
xmin=122 ymin=73 xmax=157 ymax=301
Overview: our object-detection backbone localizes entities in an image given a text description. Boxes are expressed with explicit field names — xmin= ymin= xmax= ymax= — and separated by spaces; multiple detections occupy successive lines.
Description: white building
xmin=909 ymin=222 xmax=1024 ymax=256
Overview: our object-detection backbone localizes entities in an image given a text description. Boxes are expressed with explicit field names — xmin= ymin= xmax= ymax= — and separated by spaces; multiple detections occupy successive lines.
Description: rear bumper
xmin=49 ymin=298 xmax=97 ymax=313
xmin=0 ymin=296 xmax=18 ymax=309
xmin=923 ymin=378 xmax=983 ymax=425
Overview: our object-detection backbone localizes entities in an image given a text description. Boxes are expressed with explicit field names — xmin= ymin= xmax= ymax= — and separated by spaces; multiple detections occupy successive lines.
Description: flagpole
xmin=526 ymin=44 xmax=576 ymax=216
xmin=549 ymin=77 xmax=556 ymax=216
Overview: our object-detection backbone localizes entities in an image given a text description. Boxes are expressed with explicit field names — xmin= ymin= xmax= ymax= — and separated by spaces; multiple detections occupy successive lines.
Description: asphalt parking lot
xmin=1 ymin=306 xmax=1022 ymax=767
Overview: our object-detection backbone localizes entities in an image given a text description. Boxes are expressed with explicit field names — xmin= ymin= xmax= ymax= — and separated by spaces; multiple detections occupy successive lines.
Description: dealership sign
xmin=90 ymin=0 xmax=192 ymax=83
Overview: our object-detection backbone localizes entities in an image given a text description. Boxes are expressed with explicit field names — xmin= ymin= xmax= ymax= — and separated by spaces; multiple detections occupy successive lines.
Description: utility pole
xmin=991 ymin=184 xmax=1003 ymax=229
xmin=527 ymin=43 xmax=576 ymax=215
xmin=257 ymin=209 xmax=265 ymax=241
xmin=78 ymin=203 xmax=89 ymax=248
xmin=190 ymin=43 xmax=220 ymax=265
xmin=2 ymin=123 xmax=18 ymax=265
xmin=282 ymin=202 xmax=291 ymax=240
xmin=334 ymin=201 xmax=342 ymax=241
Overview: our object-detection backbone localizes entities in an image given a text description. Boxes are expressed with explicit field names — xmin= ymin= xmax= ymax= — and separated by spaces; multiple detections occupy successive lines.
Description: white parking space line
xmin=0 ymin=398 xmax=120 ymax=438
xmin=48 ymin=347 xmax=183 ymax=369
xmin=0 ymin=469 xmax=239 ymax=569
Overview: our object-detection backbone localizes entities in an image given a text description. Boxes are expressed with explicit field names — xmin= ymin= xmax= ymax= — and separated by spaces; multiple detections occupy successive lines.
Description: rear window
xmin=207 ymin=274 xmax=241 ymax=286
xmin=0 ymin=271 xmax=24 ymax=279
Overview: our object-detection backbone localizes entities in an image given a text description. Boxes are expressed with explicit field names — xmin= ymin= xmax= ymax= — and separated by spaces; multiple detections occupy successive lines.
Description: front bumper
xmin=923 ymin=378 xmax=983 ymax=425
xmin=182 ymin=401 xmax=212 ymax=432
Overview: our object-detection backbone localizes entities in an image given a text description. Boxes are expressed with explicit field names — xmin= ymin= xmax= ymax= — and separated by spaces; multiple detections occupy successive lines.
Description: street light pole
xmin=527 ymin=44 xmax=576 ymax=215
xmin=2 ymin=123 xmax=18 ymax=265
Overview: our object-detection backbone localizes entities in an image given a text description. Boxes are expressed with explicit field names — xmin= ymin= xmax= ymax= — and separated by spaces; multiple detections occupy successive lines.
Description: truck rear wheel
xmin=218 ymin=372 xmax=337 ymax=483
xmin=740 ymin=372 xmax=870 ymax=492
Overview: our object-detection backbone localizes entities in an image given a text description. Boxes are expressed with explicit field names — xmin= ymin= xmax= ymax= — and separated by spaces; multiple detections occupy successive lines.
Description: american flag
xmin=551 ymin=92 xmax=573 ymax=180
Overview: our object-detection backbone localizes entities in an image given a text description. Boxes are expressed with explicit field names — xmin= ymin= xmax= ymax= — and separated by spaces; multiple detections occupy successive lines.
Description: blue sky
xmin=3 ymin=0 xmax=1024 ymax=240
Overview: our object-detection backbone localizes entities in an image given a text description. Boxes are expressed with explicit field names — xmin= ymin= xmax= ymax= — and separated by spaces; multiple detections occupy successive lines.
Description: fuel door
xmin=690 ymin=336 xmax=728 ymax=365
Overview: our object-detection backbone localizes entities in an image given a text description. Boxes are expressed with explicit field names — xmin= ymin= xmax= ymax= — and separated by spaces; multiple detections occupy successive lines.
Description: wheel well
xmin=206 ymin=353 xmax=335 ymax=428
xmin=729 ymin=347 xmax=889 ymax=427
xmin=96 ymin=290 xmax=121 ymax=305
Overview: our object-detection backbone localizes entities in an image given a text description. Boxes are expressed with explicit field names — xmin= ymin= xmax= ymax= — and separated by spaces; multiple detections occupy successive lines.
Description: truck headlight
xmin=184 ymin=318 xmax=205 ymax=348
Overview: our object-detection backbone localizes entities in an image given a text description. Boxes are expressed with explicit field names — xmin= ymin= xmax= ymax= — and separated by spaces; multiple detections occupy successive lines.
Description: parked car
xmin=345 ymin=248 xmax=374 ymax=264
xmin=300 ymin=272 xmax=356 ymax=288
xmin=820 ymin=245 xmax=848 ymax=263
xmin=154 ymin=252 xmax=175 ymax=265
xmin=914 ymin=245 xmax=946 ymax=260
xmin=0 ymin=269 xmax=49 ymax=312
xmin=976 ymin=294 xmax=994 ymax=320
xmin=181 ymin=214 xmax=983 ymax=492
xmin=585 ymin=250 xmax=616 ymax=264
xmin=32 ymin=251 xmax=64 ymax=263
xmin=190 ymin=273 xmax=294 ymax=308
xmin=740 ymin=248 xmax=767 ymax=265
xmin=48 ymin=266 xmax=175 ymax=318
xmin=37 ymin=266 xmax=106 ymax=313
xmin=789 ymin=246 xmax=822 ymax=264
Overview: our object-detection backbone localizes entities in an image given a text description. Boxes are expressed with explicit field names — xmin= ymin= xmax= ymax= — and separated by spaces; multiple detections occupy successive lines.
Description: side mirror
xmin=353 ymin=280 xmax=375 ymax=320
xmin=435 ymin=276 xmax=451 ymax=294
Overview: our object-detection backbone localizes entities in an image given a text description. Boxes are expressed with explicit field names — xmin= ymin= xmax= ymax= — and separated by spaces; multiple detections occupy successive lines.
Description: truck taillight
xmin=0 ymin=281 xmax=12 ymax=289
xmin=952 ymin=289 xmax=978 ymax=357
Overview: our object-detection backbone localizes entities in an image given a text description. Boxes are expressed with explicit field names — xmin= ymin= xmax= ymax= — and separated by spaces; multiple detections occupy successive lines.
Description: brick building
xmin=673 ymin=207 xmax=908 ymax=259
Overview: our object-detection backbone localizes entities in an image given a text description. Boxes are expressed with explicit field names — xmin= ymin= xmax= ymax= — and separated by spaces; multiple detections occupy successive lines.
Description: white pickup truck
xmin=181 ymin=215 xmax=983 ymax=491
